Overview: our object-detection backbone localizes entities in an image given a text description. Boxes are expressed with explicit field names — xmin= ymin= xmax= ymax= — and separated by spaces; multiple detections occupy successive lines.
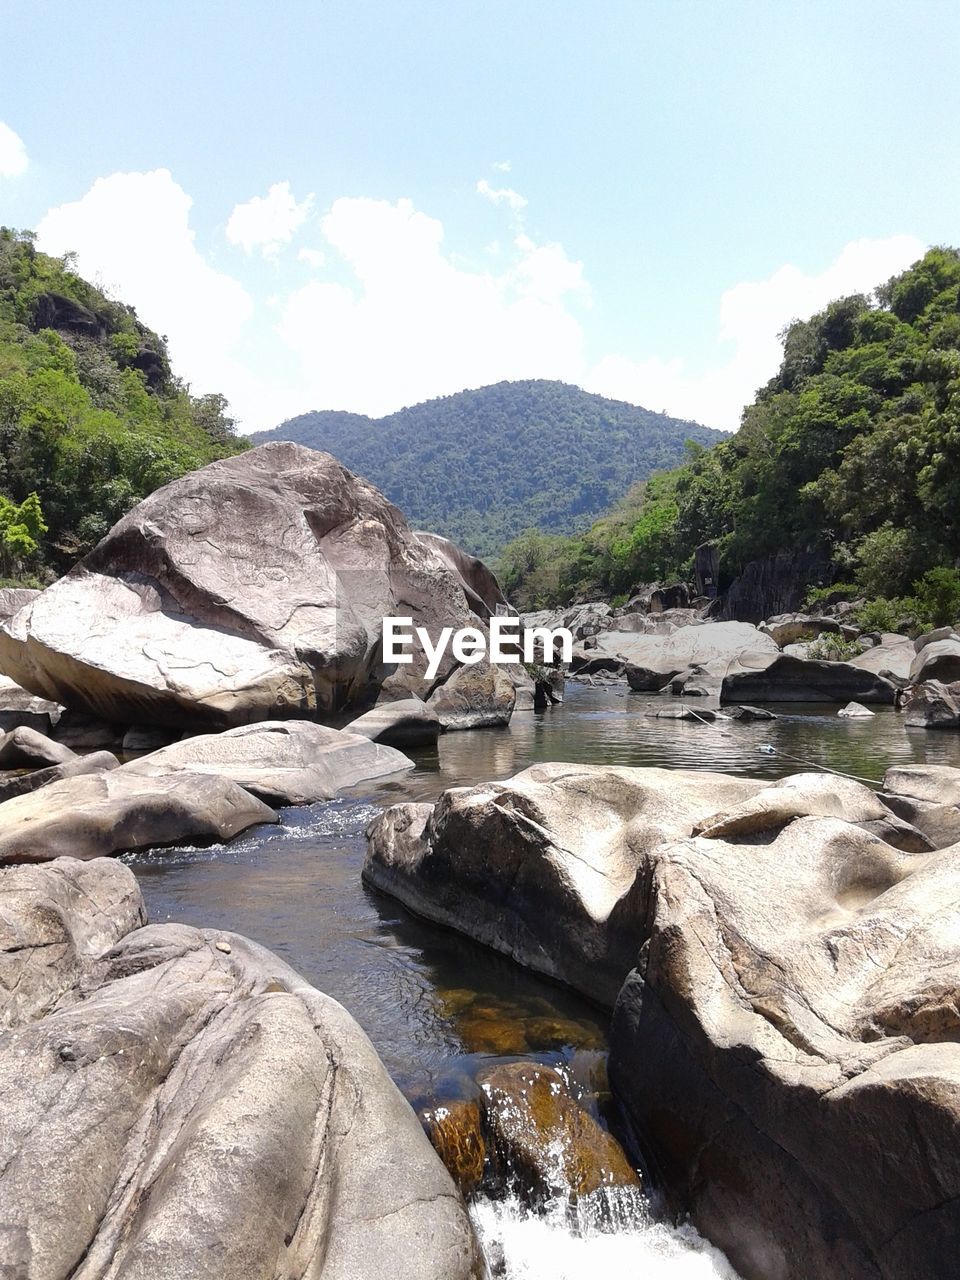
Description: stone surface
xmin=121 ymin=724 xmax=179 ymax=754
xmin=0 ymin=769 xmax=276 ymax=863
xmin=838 ymin=700 xmax=875 ymax=718
xmin=420 ymin=1100 xmax=487 ymax=1197
xmin=880 ymin=765 xmax=960 ymax=850
xmin=849 ymin=634 xmax=914 ymax=680
xmin=760 ymin=614 xmax=842 ymax=648
xmin=364 ymin=764 xmax=765 ymax=1005
xmin=0 ymin=726 xmax=75 ymax=770
xmin=123 ymin=720 xmax=413 ymax=805
xmin=415 ymin=530 xmax=509 ymax=620
xmin=718 ymin=548 xmax=832 ymax=624
xmin=599 ymin=621 xmax=777 ymax=679
xmin=0 ymin=857 xmax=484 ymax=1279
xmin=478 ymin=1061 xmax=639 ymax=1200
xmin=0 ymin=443 xmax=487 ymax=730
xmin=910 ymin=636 xmax=960 ymax=684
xmin=346 ymin=698 xmax=441 ymax=747
xmin=0 ymin=673 xmax=62 ymax=735
xmin=426 ymin=660 xmax=516 ymax=731
xmin=904 ymin=679 xmax=960 ymax=728
xmin=0 ymin=749 xmax=120 ymax=804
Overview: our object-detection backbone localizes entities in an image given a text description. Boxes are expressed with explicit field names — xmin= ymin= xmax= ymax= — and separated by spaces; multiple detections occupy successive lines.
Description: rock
xmin=760 ymin=613 xmax=842 ymax=648
xmin=725 ymin=704 xmax=777 ymax=721
xmin=521 ymin=602 xmax=611 ymax=642
xmin=721 ymin=654 xmax=898 ymax=704
xmin=0 ymin=673 xmax=61 ymax=736
xmin=420 ymin=1100 xmax=486 ymax=1196
xmin=0 ymin=858 xmax=484 ymax=1279
xmin=0 ymin=587 xmax=40 ymax=623
xmin=0 ymin=726 xmax=75 ymax=770
xmin=0 ymin=769 xmax=277 ymax=864
xmin=625 ymin=663 xmax=667 ymax=691
xmin=426 ymin=660 xmax=516 ymax=731
xmin=609 ymin=815 xmax=960 ymax=1280
xmin=694 ymin=543 xmax=721 ymax=598
xmin=123 ymin=720 xmax=413 ymax=805
xmin=346 ymin=698 xmax=441 ymax=747
xmin=880 ymin=766 xmax=960 ymax=849
xmin=599 ymin=621 xmax=776 ymax=676
xmin=718 ymin=548 xmax=833 ymax=623
xmin=478 ymin=1062 xmax=639 ymax=1200
xmin=364 ymin=764 xmax=765 ymax=1005
xmin=49 ymin=710 xmax=123 ymax=750
xmin=910 ymin=636 xmax=960 ymax=685
xmin=914 ymin=626 xmax=959 ymax=653
xmin=0 ymin=857 xmax=145 ymax=1027
xmin=694 ymin=772 xmax=896 ymax=839
xmin=0 ymin=749 xmax=120 ymax=804
xmin=415 ymin=530 xmax=509 ymax=620
xmin=650 ymin=705 xmax=725 ymax=721
xmin=849 ymin=634 xmax=914 ymax=680
xmin=903 ymin=680 xmax=960 ymax=728
xmin=0 ymin=443 xmax=488 ymax=730
xmin=121 ymin=724 xmax=179 ymax=754
xmin=838 ymin=701 xmax=875 ymax=718
xmin=570 ymin=648 xmax=625 ymax=676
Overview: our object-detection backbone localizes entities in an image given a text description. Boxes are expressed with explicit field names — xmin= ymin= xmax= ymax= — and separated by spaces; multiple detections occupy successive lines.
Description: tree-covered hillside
xmin=500 ymin=248 xmax=960 ymax=615
xmin=0 ymin=228 xmax=246 ymax=577
xmin=253 ymin=381 xmax=722 ymax=558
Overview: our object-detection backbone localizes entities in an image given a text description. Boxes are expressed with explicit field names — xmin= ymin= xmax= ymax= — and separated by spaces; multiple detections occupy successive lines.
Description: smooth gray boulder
xmin=598 ymin=621 xmax=777 ymax=677
xmin=850 ymin=634 xmax=914 ymax=680
xmin=910 ymin=636 xmax=960 ymax=684
xmin=0 ymin=726 xmax=75 ymax=770
xmin=365 ymin=764 xmax=766 ymax=1005
xmin=0 ymin=443 xmax=490 ymax=730
xmin=521 ymin=601 xmax=611 ymax=641
xmin=346 ymin=698 xmax=442 ymax=747
xmin=0 ymin=749 xmax=120 ymax=804
xmin=838 ymin=700 xmax=875 ymax=718
xmin=759 ymin=613 xmax=843 ymax=648
xmin=0 ymin=769 xmax=276 ymax=864
xmin=880 ymin=765 xmax=960 ymax=849
xmin=0 ymin=858 xmax=484 ymax=1279
xmin=123 ymin=720 xmax=413 ymax=805
xmin=414 ymin=530 xmax=509 ymax=620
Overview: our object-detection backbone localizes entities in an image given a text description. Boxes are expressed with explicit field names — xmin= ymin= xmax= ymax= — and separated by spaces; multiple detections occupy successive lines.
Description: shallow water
xmin=130 ymin=682 xmax=960 ymax=1277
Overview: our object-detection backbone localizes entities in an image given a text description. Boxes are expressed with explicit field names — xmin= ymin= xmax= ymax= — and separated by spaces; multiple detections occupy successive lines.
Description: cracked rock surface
xmin=0 ymin=857 xmax=484 ymax=1280
xmin=367 ymin=762 xmax=960 ymax=1280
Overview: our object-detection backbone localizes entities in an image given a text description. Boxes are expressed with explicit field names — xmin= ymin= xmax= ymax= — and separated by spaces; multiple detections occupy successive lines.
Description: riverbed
xmin=128 ymin=684 xmax=960 ymax=1278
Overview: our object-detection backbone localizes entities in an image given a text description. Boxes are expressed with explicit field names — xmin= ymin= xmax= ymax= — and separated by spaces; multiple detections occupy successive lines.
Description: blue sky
xmin=2 ymin=0 xmax=958 ymax=430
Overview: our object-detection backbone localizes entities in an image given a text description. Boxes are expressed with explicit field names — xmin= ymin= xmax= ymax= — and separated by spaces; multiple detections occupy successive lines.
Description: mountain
xmin=498 ymin=247 xmax=960 ymax=619
xmin=0 ymin=227 xmax=245 ymax=577
xmin=251 ymin=381 xmax=722 ymax=558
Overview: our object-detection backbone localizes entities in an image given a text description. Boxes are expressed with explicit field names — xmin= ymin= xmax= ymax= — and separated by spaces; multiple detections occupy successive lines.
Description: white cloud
xmin=585 ymin=235 xmax=927 ymax=428
xmin=298 ymin=247 xmax=326 ymax=268
xmin=476 ymin=178 xmax=527 ymax=212
xmin=0 ymin=122 xmax=28 ymax=178
xmin=226 ymin=181 xmax=314 ymax=258
xmin=35 ymin=169 xmax=261 ymax=412
xmin=276 ymin=196 xmax=586 ymax=416
xmin=492 ymin=160 xmax=512 ymax=172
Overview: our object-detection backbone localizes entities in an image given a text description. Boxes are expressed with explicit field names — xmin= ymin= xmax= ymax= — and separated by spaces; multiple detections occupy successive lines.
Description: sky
xmin=1 ymin=0 xmax=958 ymax=433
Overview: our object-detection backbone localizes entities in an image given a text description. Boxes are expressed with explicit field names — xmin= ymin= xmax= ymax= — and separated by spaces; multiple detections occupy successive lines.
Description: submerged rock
xmin=0 ymin=857 xmax=484 ymax=1279
xmin=122 ymin=720 xmax=413 ymax=805
xmin=477 ymin=1062 xmax=639 ymax=1200
xmin=421 ymin=1100 xmax=487 ymax=1197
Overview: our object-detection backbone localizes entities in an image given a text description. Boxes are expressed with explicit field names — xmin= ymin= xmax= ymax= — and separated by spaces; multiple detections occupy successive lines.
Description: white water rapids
xmin=470 ymin=1182 xmax=741 ymax=1279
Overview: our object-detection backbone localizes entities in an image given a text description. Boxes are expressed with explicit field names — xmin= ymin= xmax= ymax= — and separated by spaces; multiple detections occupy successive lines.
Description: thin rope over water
xmin=677 ymin=700 xmax=882 ymax=787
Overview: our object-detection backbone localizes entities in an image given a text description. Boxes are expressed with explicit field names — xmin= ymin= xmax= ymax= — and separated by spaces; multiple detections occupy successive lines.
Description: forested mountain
xmin=500 ymin=247 xmax=960 ymax=624
xmin=253 ymin=381 xmax=722 ymax=557
xmin=0 ymin=227 xmax=245 ymax=578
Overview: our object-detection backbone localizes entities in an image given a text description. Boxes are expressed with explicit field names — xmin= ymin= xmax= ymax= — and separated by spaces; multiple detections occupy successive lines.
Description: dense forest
xmin=0 ymin=227 xmax=246 ymax=579
xmin=254 ymin=381 xmax=722 ymax=558
xmin=500 ymin=247 xmax=960 ymax=626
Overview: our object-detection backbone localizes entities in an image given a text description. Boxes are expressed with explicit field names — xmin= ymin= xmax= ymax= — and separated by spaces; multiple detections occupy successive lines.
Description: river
xmin=128 ymin=683 xmax=960 ymax=1278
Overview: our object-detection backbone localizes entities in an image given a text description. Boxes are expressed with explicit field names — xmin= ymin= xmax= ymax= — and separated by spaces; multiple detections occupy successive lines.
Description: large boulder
xmin=415 ymin=530 xmax=509 ymax=620
xmin=849 ymin=634 xmax=914 ymax=680
xmin=880 ymin=765 xmax=960 ymax=849
xmin=426 ymin=660 xmax=516 ymax=731
xmin=364 ymin=764 xmax=766 ymax=1005
xmin=123 ymin=720 xmax=413 ymax=805
xmin=369 ymin=763 xmax=960 ymax=1279
xmin=910 ymin=634 xmax=960 ymax=684
xmin=903 ymin=679 xmax=960 ymax=728
xmin=0 ymin=725 xmax=75 ymax=770
xmin=0 ymin=673 xmax=61 ymax=736
xmin=0 ymin=858 xmax=484 ymax=1279
xmin=759 ymin=613 xmax=843 ymax=648
xmin=0 ymin=443 xmax=490 ymax=730
xmin=0 ymin=748 xmax=120 ymax=804
xmin=721 ymin=653 xmax=898 ymax=703
xmin=0 ymin=768 xmax=276 ymax=864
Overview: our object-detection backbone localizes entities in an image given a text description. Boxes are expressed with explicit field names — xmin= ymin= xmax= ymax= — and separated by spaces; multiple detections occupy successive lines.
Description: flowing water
xmin=129 ymin=683 xmax=960 ymax=1278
